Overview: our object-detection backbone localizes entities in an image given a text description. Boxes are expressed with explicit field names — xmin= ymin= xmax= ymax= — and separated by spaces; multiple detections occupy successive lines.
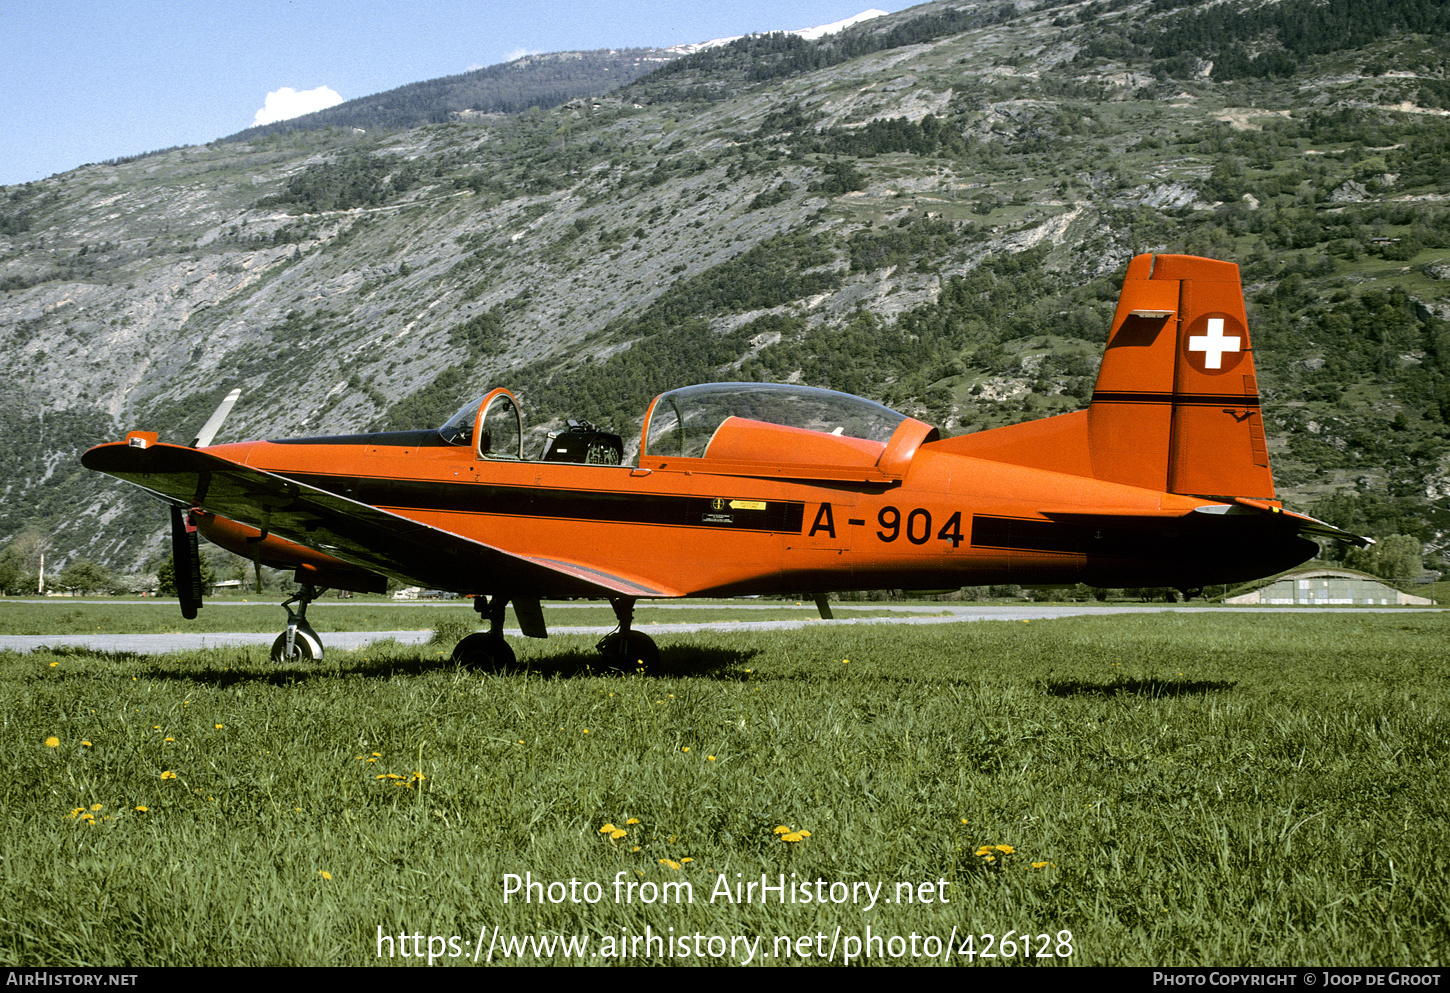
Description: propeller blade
xmin=191 ymin=388 xmax=241 ymax=448
xmin=171 ymin=506 xmax=204 ymax=619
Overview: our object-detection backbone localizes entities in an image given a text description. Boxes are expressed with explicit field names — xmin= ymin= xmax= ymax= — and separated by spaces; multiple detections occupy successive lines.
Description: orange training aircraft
xmin=83 ymin=254 xmax=1366 ymax=665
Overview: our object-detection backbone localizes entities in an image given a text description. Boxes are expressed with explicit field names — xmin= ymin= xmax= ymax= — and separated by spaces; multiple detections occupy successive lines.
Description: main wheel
xmin=452 ymin=632 xmax=516 ymax=669
xmin=271 ymin=627 xmax=322 ymax=662
xmin=597 ymin=631 xmax=659 ymax=668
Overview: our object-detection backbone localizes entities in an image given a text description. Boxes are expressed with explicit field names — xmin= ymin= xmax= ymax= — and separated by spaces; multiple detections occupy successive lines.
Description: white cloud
xmin=252 ymin=86 xmax=345 ymax=127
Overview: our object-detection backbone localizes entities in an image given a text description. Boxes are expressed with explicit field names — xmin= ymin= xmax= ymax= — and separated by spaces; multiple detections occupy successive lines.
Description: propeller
xmin=191 ymin=388 xmax=240 ymax=448
xmin=170 ymin=505 xmax=205 ymax=619
xmin=167 ymin=388 xmax=242 ymax=617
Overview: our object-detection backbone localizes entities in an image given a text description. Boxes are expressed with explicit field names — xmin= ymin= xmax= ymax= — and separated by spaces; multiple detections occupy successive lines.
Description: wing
xmin=82 ymin=441 xmax=681 ymax=598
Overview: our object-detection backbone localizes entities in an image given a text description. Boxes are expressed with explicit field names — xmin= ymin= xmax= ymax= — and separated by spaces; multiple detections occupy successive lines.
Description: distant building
xmin=1226 ymin=568 xmax=1433 ymax=606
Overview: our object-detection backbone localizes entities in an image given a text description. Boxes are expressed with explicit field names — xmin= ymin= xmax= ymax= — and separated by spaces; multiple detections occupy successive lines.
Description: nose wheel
xmin=271 ymin=585 xmax=325 ymax=662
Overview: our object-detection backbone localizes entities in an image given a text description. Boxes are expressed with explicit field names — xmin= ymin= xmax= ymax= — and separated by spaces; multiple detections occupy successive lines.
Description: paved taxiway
xmin=0 ymin=602 xmax=1439 ymax=654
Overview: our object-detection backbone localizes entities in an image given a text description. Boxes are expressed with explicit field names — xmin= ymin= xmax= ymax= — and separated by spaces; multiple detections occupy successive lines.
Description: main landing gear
xmin=448 ymin=595 xmax=660 ymax=669
xmin=271 ymin=585 xmax=326 ymax=662
xmin=596 ymin=597 xmax=660 ymax=668
xmin=452 ymin=595 xmax=518 ymax=668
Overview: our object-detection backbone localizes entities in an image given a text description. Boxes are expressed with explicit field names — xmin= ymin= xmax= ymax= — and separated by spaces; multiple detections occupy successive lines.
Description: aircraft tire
xmin=270 ymin=629 xmax=322 ymax=663
xmin=597 ymin=631 xmax=659 ymax=669
xmin=452 ymin=632 xmax=516 ymax=669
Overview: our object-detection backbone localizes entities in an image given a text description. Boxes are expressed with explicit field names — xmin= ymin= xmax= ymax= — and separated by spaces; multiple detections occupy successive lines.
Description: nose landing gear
xmin=271 ymin=585 xmax=326 ymax=662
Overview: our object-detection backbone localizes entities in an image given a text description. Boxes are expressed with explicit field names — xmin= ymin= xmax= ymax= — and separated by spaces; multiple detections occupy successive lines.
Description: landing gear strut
xmin=271 ymin=584 xmax=326 ymax=662
xmin=597 ymin=597 xmax=659 ymax=668
xmin=453 ymin=595 xmax=517 ymax=668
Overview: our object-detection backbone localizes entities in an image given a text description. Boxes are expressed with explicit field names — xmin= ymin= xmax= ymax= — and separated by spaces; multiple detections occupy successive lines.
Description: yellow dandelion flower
xmin=164 ymin=737 xmax=175 ymax=742
xmin=91 ymin=803 xmax=103 ymax=811
xmin=45 ymin=736 xmax=59 ymax=748
xmin=799 ymin=830 xmax=811 ymax=838
xmin=774 ymin=825 xmax=791 ymax=835
xmin=681 ymin=746 xmax=689 ymax=752
xmin=1032 ymin=861 xmax=1051 ymax=869
xmin=67 ymin=808 xmax=84 ymax=819
xmin=996 ymin=845 xmax=1015 ymax=854
xmin=707 ymin=755 xmax=716 ymax=761
xmin=660 ymin=859 xmax=681 ymax=870
xmin=626 ymin=817 xmax=640 ymax=825
xmin=782 ymin=832 xmax=804 ymax=843
xmin=319 ymin=870 xmax=332 ymax=880
xmin=582 ymin=729 xmax=589 ymax=734
xmin=632 ymin=846 xmax=641 ymax=852
xmin=160 ymin=770 xmax=177 ymax=780
xmin=984 ymin=854 xmax=996 ymax=863
xmin=681 ymin=857 xmax=693 ymax=864
xmin=975 ymin=846 xmax=994 ymax=857
xmin=135 ymin=806 xmax=148 ymax=812
xmin=81 ymin=741 xmax=91 ymax=747
xmin=611 ymin=829 xmax=628 ymax=840
xmin=600 ymin=823 xmax=616 ymax=834
xmin=215 ymin=724 xmax=223 ymax=729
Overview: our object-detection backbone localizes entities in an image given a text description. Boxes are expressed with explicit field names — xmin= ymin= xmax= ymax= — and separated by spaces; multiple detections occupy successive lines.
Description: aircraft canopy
xmin=642 ymin=383 xmax=908 ymax=464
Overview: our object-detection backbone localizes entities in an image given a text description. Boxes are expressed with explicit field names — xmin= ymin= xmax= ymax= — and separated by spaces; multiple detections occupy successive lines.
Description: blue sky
xmin=0 ymin=0 xmax=915 ymax=188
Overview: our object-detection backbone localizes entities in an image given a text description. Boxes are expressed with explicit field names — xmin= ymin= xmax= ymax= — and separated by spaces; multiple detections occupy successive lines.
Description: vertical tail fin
xmin=1089 ymin=254 xmax=1274 ymax=499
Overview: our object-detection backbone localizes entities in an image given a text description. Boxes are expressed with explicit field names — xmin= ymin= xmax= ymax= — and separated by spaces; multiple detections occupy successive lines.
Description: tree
xmin=55 ymin=560 xmax=116 ymax=596
xmin=1344 ymin=534 xmax=1423 ymax=580
xmin=0 ymin=529 xmax=45 ymax=594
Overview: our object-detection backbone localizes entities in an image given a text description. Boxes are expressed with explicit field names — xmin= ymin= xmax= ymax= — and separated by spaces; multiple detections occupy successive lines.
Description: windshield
xmin=438 ymin=397 xmax=481 ymax=446
xmin=436 ymin=388 xmax=523 ymax=458
xmin=643 ymin=383 xmax=908 ymax=460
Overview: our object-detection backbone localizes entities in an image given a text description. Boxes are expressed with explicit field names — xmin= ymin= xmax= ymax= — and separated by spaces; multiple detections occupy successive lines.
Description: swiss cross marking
xmin=1188 ymin=317 xmax=1241 ymax=370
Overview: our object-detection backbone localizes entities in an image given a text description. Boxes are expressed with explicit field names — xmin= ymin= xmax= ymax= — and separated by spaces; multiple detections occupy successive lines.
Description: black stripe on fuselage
xmin=281 ymin=472 xmax=806 ymax=534
xmin=270 ymin=430 xmax=451 ymax=448
xmin=971 ymin=514 xmax=1188 ymax=556
xmin=972 ymin=515 xmax=1086 ymax=554
xmin=1091 ymin=391 xmax=1260 ymax=407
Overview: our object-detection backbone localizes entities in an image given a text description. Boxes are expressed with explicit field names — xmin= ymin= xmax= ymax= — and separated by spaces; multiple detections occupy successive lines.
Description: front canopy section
xmin=641 ymin=383 xmax=911 ymax=467
xmin=438 ymin=387 xmax=523 ymax=459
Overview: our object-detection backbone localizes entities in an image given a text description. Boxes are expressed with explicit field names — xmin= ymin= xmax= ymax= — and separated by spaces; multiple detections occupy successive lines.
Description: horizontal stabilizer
xmin=1042 ymin=501 xmax=1372 ymax=548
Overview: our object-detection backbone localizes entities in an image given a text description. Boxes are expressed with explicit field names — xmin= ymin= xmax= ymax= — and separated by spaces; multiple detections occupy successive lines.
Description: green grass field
xmin=2 ymin=608 xmax=1446 ymax=966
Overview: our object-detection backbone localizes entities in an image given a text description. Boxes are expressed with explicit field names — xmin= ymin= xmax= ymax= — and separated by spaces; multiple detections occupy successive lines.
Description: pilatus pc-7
xmin=83 ymin=255 xmax=1365 ymax=665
